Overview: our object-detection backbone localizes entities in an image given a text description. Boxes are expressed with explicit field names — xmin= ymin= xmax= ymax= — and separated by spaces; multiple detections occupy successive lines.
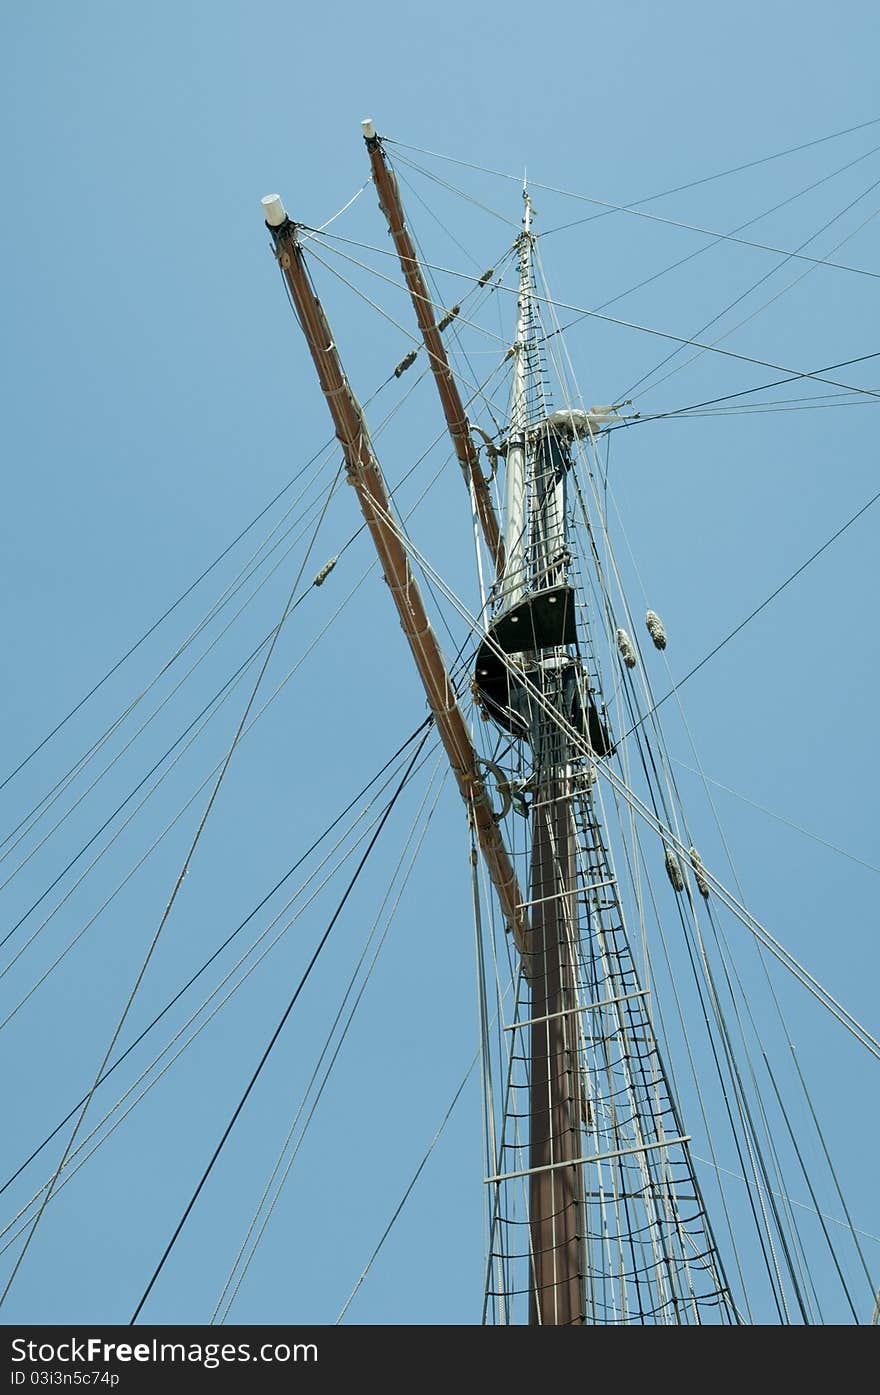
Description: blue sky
xmin=1 ymin=0 xmax=878 ymax=1324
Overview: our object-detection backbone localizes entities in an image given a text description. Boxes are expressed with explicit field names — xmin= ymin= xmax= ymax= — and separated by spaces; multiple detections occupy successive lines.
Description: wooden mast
xmin=261 ymin=196 xmax=528 ymax=964
xmin=361 ymin=121 xmax=505 ymax=576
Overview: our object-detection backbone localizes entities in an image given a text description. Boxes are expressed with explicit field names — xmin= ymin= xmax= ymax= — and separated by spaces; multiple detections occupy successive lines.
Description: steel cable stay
xmin=0 ymin=735 xmax=443 ymax=1261
xmin=0 ymin=568 xmax=391 ymax=1026
xmin=0 ymin=338 xmax=514 ymax=983
xmin=390 ymin=144 xmax=880 ymax=283
xmin=0 ymin=307 xmax=452 ymax=822
xmin=0 ymin=526 xmax=366 ymax=983
xmin=0 ymin=445 xmax=335 ymax=800
xmin=306 ymin=242 xmax=513 ymax=353
xmin=335 ymin=1053 xmax=479 ymax=1324
xmin=0 ymin=351 xmax=440 ymax=882
xmin=0 ymin=482 xmax=341 ymax=903
xmin=618 ymin=174 xmax=880 ymax=404
xmin=597 ymin=351 xmax=880 ymax=433
xmin=669 ymin=759 xmax=880 ymax=875
xmin=0 ymin=447 xmax=339 ymax=865
xmin=551 ymin=144 xmax=880 ymax=327
xmin=0 ymin=443 xmax=350 ymax=1311
xmin=383 ymin=115 xmax=880 ymax=224
xmin=297 ymin=227 xmax=880 ymax=410
xmin=127 ymin=729 xmax=432 ymax=1324
xmin=0 ymin=419 xmax=504 ymax=1237
xmin=0 ymin=716 xmax=434 ymax=1201
xmin=0 ymin=476 xmax=456 ymax=1015
xmin=0 ymin=284 xmax=516 ymax=895
xmin=211 ymin=757 xmax=449 ymax=1323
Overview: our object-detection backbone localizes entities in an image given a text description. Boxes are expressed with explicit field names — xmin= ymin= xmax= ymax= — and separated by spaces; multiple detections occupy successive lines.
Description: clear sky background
xmin=1 ymin=0 xmax=878 ymax=1325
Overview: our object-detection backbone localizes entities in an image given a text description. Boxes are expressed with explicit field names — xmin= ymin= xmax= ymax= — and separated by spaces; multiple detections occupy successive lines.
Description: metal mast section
xmin=361 ymin=120 xmax=504 ymax=576
xmin=474 ymin=196 xmax=739 ymax=1325
xmin=512 ymin=192 xmax=583 ymax=1325
xmin=259 ymin=194 xmax=528 ymax=962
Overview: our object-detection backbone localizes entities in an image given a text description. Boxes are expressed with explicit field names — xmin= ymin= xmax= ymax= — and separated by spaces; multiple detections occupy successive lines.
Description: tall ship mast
xmin=1 ymin=116 xmax=878 ymax=1328
xmin=254 ymin=121 xmax=876 ymax=1324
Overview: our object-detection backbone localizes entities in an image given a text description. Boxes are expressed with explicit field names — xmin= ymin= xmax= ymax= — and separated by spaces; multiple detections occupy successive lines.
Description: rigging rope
xmin=385 ymin=115 xmax=880 ymax=222
xmin=0 ymin=718 xmax=433 ymax=1200
xmin=128 ymin=727 xmax=431 ymax=1324
xmin=0 ymin=460 xmax=345 ymax=1313
xmin=213 ymin=758 xmax=449 ymax=1322
xmin=616 ymin=482 xmax=880 ymax=743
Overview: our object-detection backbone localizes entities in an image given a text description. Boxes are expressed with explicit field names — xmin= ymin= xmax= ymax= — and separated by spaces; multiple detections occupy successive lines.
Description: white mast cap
xmin=361 ymin=117 xmax=376 ymax=140
xmin=261 ymin=194 xmax=287 ymax=228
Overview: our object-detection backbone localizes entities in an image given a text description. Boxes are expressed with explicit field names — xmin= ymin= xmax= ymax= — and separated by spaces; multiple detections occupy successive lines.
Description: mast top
xmin=522 ymin=180 xmax=533 ymax=236
xmin=261 ymin=193 xmax=287 ymax=228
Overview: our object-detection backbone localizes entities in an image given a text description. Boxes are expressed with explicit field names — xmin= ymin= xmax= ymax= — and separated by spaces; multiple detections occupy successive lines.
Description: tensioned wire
xmin=669 ymin=759 xmax=880 ymax=877
xmin=0 ymin=715 xmax=434 ymax=1201
xmin=390 ymin=145 xmax=880 ymax=284
xmin=383 ymin=115 xmax=880 ymax=224
xmin=0 ymin=173 xmax=432 ymax=803
xmin=127 ymin=728 xmax=432 ymax=1324
xmin=304 ymin=236 xmax=880 ymax=403
xmin=0 ymin=441 xmax=338 ymax=799
xmin=0 ymin=380 xmax=503 ymax=1240
xmin=0 ymin=395 xmax=380 ymax=865
xmin=0 ymin=407 xmax=491 ymax=1017
xmin=538 ymin=142 xmax=880 ymax=329
xmin=212 ymin=756 xmax=449 ymax=1323
xmin=0 ymin=561 xmax=379 ymax=1020
xmin=0 ymin=481 xmax=341 ymax=903
xmin=0 ymin=357 xmax=434 ymax=919
xmin=0 ymin=733 xmax=443 ymax=1261
xmin=0 ymin=433 xmax=349 ymax=1310
xmin=611 ymin=483 xmax=880 ymax=748
xmin=303 ymin=222 xmax=880 ymax=421
xmin=1 ymin=244 xmax=486 ymax=861
xmin=0 ymin=444 xmax=340 ymax=864
xmin=305 ymin=241 xmax=512 ymax=352
xmin=599 ymin=350 xmax=880 ymax=435
xmin=0 ymin=347 xmax=441 ymax=889
xmin=617 ymin=167 xmax=880 ymax=403
xmin=0 ymin=329 xmax=514 ymax=985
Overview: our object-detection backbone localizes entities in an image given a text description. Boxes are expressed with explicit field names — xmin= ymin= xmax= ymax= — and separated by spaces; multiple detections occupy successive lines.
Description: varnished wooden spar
xmin=361 ymin=120 xmax=505 ymax=576
xmin=263 ymin=199 xmax=528 ymax=964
